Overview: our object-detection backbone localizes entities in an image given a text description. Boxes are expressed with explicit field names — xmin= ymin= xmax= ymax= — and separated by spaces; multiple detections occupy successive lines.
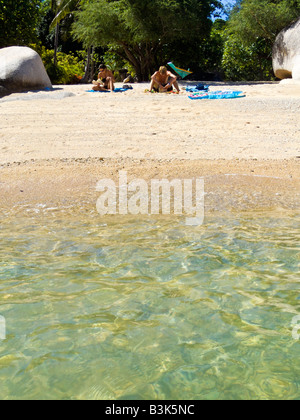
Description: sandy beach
xmin=1 ymin=80 xmax=300 ymax=401
xmin=0 ymin=81 xmax=299 ymax=214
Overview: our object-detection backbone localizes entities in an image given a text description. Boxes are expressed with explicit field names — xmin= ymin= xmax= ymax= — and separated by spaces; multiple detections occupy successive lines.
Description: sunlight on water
xmin=0 ymin=211 xmax=299 ymax=400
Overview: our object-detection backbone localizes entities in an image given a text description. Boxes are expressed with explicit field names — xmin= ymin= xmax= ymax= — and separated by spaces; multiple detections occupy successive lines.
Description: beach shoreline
xmin=0 ymin=82 xmax=299 ymax=214
xmin=1 ymin=157 xmax=299 ymax=215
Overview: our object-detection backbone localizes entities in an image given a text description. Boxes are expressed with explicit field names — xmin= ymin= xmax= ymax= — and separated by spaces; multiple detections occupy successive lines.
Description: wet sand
xmin=0 ymin=81 xmax=299 ymax=214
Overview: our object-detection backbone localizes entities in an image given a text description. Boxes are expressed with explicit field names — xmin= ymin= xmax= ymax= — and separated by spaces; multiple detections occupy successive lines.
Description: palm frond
xmin=50 ymin=0 xmax=80 ymax=31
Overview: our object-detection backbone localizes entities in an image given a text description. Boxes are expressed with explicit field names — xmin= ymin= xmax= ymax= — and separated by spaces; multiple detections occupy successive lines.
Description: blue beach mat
xmin=86 ymin=90 xmax=111 ymax=93
xmin=113 ymin=87 xmax=133 ymax=92
xmin=86 ymin=86 xmax=133 ymax=93
xmin=185 ymin=84 xmax=210 ymax=93
xmin=189 ymin=90 xmax=245 ymax=100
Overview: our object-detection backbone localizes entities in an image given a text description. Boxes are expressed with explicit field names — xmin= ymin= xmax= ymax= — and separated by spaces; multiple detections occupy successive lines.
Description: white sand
xmin=0 ymin=81 xmax=299 ymax=213
xmin=0 ymin=81 xmax=299 ymax=164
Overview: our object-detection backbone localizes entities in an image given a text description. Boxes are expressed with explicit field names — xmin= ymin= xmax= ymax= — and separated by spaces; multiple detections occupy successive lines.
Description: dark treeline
xmin=0 ymin=0 xmax=299 ymax=83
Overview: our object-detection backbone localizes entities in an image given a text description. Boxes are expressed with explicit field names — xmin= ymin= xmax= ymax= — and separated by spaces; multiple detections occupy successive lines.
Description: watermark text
xmin=96 ymin=171 xmax=204 ymax=226
xmin=0 ymin=316 xmax=6 ymax=341
xmin=291 ymin=315 xmax=300 ymax=341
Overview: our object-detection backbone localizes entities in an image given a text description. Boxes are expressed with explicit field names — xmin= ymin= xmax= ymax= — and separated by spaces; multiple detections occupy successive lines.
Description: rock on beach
xmin=273 ymin=17 xmax=300 ymax=80
xmin=0 ymin=46 xmax=52 ymax=97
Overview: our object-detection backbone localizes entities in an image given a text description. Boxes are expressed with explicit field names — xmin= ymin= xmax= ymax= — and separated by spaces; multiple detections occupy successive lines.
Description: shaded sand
xmin=0 ymin=81 xmax=299 ymax=214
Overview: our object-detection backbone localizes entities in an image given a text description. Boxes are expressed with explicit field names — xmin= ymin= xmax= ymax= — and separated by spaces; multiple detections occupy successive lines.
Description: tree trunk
xmin=81 ymin=46 xmax=95 ymax=83
xmin=120 ymin=43 xmax=159 ymax=82
xmin=90 ymin=47 xmax=95 ymax=82
xmin=122 ymin=44 xmax=146 ymax=82
xmin=54 ymin=22 xmax=59 ymax=67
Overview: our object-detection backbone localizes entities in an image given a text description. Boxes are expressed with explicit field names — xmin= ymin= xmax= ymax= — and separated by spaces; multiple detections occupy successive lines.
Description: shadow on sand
xmin=0 ymin=86 xmax=75 ymax=102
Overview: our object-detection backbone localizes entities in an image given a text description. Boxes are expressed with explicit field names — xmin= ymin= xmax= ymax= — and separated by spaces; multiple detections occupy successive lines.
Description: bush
xmin=30 ymin=44 xmax=85 ymax=84
xmin=102 ymin=49 xmax=135 ymax=82
xmin=222 ymin=36 xmax=275 ymax=81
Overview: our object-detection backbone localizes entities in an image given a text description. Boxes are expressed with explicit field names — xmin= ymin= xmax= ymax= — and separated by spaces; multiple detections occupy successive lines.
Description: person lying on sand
xmin=149 ymin=66 xmax=180 ymax=93
xmin=92 ymin=64 xmax=115 ymax=91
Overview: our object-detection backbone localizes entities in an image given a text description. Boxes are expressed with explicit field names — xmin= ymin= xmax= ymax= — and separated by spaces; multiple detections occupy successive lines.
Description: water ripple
xmin=0 ymin=211 xmax=299 ymax=399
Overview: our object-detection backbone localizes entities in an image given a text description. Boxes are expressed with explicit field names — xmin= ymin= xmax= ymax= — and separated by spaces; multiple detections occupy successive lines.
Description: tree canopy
xmin=219 ymin=0 xmax=300 ymax=81
xmin=1 ymin=0 xmax=300 ymax=83
xmin=0 ymin=0 xmax=42 ymax=48
xmin=227 ymin=0 xmax=300 ymax=47
xmin=72 ymin=0 xmax=221 ymax=81
xmin=50 ymin=0 xmax=81 ymax=30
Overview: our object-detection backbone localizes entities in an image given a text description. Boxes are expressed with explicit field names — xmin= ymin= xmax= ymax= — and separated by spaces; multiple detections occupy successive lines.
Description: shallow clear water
xmin=0 ymin=211 xmax=299 ymax=400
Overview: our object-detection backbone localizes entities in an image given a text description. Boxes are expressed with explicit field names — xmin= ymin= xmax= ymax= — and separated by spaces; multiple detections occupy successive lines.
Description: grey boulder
xmin=0 ymin=46 xmax=52 ymax=96
xmin=273 ymin=18 xmax=300 ymax=80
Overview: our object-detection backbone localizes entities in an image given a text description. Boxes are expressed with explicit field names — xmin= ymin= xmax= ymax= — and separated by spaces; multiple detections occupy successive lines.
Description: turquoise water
xmin=0 ymin=211 xmax=299 ymax=400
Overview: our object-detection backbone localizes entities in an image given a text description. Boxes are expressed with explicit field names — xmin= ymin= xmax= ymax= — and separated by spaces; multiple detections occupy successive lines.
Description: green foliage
xmin=101 ymin=49 xmax=134 ymax=81
xmin=73 ymin=0 xmax=221 ymax=81
xmin=36 ymin=7 xmax=56 ymax=50
xmin=227 ymin=0 xmax=300 ymax=47
xmin=4 ymin=0 xmax=299 ymax=83
xmin=0 ymin=0 xmax=42 ymax=48
xmin=30 ymin=44 xmax=85 ymax=84
xmin=221 ymin=0 xmax=300 ymax=81
xmin=37 ymin=1 xmax=84 ymax=55
xmin=201 ymin=19 xmax=227 ymax=75
xmin=49 ymin=51 xmax=85 ymax=84
xmin=50 ymin=0 xmax=81 ymax=29
xmin=222 ymin=36 xmax=274 ymax=81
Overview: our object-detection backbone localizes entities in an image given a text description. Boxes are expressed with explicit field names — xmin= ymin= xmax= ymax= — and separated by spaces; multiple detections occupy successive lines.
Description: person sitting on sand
xmin=149 ymin=66 xmax=180 ymax=93
xmin=92 ymin=64 xmax=115 ymax=91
